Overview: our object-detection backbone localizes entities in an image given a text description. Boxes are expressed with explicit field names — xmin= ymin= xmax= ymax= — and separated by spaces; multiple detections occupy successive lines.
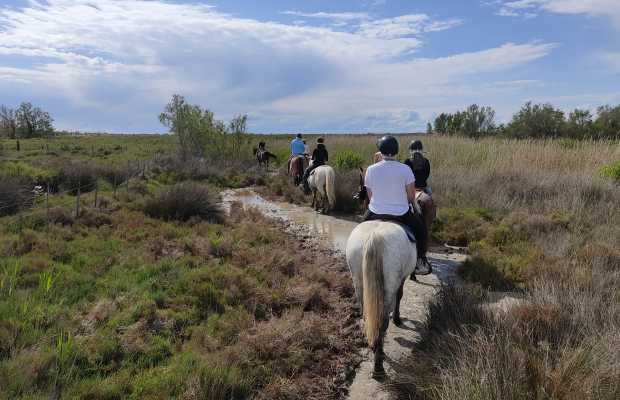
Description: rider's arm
xmin=373 ymin=152 xmax=382 ymax=164
xmin=406 ymin=182 xmax=416 ymax=203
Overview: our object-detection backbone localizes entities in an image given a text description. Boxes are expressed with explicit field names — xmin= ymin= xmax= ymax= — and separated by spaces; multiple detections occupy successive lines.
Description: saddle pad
xmin=377 ymin=220 xmax=416 ymax=243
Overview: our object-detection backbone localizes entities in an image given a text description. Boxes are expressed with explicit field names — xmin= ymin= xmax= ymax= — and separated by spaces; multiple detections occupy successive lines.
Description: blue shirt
xmin=290 ymin=138 xmax=305 ymax=155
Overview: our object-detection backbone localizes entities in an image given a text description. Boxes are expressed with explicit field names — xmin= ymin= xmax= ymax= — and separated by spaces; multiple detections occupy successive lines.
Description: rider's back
xmin=365 ymin=161 xmax=415 ymax=215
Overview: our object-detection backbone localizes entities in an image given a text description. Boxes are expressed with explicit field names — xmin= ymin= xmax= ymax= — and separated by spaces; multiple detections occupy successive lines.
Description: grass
xmin=4 ymin=133 xmax=620 ymax=399
xmin=0 ymin=136 xmax=363 ymax=399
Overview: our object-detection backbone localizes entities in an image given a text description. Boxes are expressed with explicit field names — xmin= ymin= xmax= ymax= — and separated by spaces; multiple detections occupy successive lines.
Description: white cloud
xmin=279 ymin=11 xmax=370 ymax=20
xmin=497 ymin=0 xmax=620 ymax=23
xmin=0 ymin=0 xmax=556 ymax=132
xmin=358 ymin=14 xmax=463 ymax=38
xmin=524 ymin=13 xmax=538 ymax=18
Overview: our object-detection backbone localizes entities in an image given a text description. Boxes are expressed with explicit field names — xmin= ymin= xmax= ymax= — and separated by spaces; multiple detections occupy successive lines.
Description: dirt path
xmin=221 ymin=188 xmax=468 ymax=400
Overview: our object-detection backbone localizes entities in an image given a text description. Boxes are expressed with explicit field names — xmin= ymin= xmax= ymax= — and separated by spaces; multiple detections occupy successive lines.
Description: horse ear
xmin=359 ymin=166 xmax=364 ymax=172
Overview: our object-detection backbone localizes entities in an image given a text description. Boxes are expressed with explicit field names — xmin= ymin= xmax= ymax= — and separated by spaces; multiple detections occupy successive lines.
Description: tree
xmin=228 ymin=114 xmax=248 ymax=155
xmin=433 ymin=113 xmax=450 ymax=134
xmin=567 ymin=108 xmax=593 ymax=138
xmin=426 ymin=122 xmax=433 ymax=134
xmin=0 ymin=105 xmax=18 ymax=139
xmin=158 ymin=94 xmax=248 ymax=157
xmin=461 ymin=104 xmax=496 ymax=138
xmin=594 ymin=104 xmax=620 ymax=139
xmin=15 ymin=102 xmax=54 ymax=138
xmin=505 ymin=102 xmax=566 ymax=138
xmin=449 ymin=111 xmax=463 ymax=134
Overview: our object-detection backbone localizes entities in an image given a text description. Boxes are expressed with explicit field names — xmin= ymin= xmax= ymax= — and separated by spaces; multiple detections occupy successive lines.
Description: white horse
xmin=307 ymin=165 xmax=336 ymax=214
xmin=345 ymin=221 xmax=417 ymax=378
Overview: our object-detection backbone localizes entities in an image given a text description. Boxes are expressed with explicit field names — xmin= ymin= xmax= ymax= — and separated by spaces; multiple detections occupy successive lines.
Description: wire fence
xmin=0 ymin=159 xmax=153 ymax=234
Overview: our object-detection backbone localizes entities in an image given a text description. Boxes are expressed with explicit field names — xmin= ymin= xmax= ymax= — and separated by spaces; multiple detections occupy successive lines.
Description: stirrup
xmin=414 ymin=257 xmax=432 ymax=276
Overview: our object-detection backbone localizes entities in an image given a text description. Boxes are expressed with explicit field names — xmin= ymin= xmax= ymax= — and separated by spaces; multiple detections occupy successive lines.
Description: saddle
xmin=368 ymin=214 xmax=416 ymax=243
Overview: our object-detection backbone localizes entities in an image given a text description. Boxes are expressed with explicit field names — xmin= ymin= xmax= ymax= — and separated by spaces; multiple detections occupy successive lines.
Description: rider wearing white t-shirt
xmin=361 ymin=135 xmax=428 ymax=268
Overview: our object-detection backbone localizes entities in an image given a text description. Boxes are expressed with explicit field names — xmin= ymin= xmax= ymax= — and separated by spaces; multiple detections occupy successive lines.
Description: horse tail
xmin=362 ymin=230 xmax=385 ymax=348
xmin=412 ymin=194 xmax=423 ymax=217
xmin=325 ymin=167 xmax=336 ymax=208
xmin=296 ymin=157 xmax=304 ymax=182
xmin=268 ymin=152 xmax=277 ymax=160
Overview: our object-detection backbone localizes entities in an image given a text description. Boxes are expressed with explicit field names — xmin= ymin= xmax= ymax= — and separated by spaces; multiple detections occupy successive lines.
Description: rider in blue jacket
xmin=285 ymin=133 xmax=306 ymax=173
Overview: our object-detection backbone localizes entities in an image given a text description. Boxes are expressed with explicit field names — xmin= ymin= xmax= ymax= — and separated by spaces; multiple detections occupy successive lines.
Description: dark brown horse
xmin=358 ymin=166 xmax=436 ymax=254
xmin=253 ymin=147 xmax=277 ymax=171
xmin=290 ymin=155 xmax=309 ymax=186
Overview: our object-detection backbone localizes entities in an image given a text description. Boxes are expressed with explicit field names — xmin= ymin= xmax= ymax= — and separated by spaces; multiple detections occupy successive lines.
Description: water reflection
xmin=227 ymin=190 xmax=357 ymax=253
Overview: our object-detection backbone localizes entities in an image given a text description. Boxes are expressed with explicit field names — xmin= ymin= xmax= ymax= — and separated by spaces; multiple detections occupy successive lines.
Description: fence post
xmin=76 ymin=181 xmax=80 ymax=219
xmin=19 ymin=207 xmax=23 ymax=233
xmin=114 ymin=174 xmax=117 ymax=198
xmin=16 ymin=140 xmax=20 ymax=151
xmin=46 ymin=183 xmax=50 ymax=237
xmin=94 ymin=181 xmax=98 ymax=207
xmin=126 ymin=160 xmax=130 ymax=190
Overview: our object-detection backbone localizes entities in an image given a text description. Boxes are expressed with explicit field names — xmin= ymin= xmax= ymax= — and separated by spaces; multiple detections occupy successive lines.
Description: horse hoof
xmin=372 ymin=369 xmax=387 ymax=380
xmin=409 ymin=273 xmax=417 ymax=281
xmin=393 ymin=317 xmax=403 ymax=326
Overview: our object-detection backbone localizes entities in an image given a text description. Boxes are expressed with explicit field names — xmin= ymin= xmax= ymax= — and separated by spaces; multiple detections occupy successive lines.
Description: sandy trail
xmin=221 ymin=188 xmax=468 ymax=400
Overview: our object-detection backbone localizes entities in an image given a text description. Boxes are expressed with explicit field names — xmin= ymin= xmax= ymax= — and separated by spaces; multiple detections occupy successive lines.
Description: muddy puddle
xmin=221 ymin=188 xmax=358 ymax=253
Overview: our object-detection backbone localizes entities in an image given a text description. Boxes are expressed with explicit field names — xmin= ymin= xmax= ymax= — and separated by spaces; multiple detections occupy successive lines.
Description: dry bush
xmin=0 ymin=178 xmax=30 ymax=217
xmin=143 ymin=182 xmax=224 ymax=223
xmin=60 ymin=163 xmax=101 ymax=194
xmin=49 ymin=207 xmax=74 ymax=226
xmin=332 ymin=168 xmax=362 ymax=213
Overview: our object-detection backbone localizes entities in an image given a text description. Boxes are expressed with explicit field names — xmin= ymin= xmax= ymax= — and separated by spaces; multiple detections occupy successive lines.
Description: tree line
xmin=159 ymin=94 xmax=248 ymax=157
xmin=427 ymin=102 xmax=620 ymax=139
xmin=0 ymin=103 xmax=55 ymax=139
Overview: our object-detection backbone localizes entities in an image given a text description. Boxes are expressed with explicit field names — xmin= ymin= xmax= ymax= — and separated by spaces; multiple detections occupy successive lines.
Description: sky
xmin=0 ymin=0 xmax=619 ymax=134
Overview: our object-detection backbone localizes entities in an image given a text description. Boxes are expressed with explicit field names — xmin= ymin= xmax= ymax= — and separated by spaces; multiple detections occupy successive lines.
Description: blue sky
xmin=0 ymin=0 xmax=619 ymax=134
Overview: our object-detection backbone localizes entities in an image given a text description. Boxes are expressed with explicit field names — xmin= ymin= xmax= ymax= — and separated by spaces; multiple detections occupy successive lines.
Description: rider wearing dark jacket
xmin=258 ymin=138 xmax=266 ymax=151
xmin=301 ymin=138 xmax=328 ymax=191
xmin=403 ymin=140 xmax=430 ymax=189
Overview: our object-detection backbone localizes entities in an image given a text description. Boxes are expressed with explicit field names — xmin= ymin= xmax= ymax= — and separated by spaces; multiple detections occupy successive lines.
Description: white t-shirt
xmin=364 ymin=161 xmax=415 ymax=215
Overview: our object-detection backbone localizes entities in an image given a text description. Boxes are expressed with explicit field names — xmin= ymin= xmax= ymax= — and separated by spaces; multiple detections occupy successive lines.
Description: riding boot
xmin=301 ymin=179 xmax=311 ymax=194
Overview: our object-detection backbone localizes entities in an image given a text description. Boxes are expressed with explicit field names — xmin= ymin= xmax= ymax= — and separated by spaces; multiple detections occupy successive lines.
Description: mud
xmin=220 ymin=188 xmax=517 ymax=400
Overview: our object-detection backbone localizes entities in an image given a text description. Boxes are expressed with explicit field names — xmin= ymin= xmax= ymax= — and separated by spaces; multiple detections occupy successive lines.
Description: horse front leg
xmin=393 ymin=279 xmax=406 ymax=326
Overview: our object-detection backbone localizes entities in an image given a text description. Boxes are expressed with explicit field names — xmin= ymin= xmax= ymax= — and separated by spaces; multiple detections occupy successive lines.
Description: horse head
xmin=253 ymin=147 xmax=258 ymax=156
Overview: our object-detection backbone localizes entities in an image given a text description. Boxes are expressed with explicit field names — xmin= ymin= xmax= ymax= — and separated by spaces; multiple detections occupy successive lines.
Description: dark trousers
xmin=361 ymin=209 xmax=427 ymax=257
xmin=301 ymin=162 xmax=324 ymax=182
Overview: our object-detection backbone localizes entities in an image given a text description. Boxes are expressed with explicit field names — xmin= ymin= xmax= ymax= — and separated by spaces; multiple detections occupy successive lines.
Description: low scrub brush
xmin=143 ymin=182 xmax=224 ymax=223
xmin=0 ymin=178 xmax=30 ymax=217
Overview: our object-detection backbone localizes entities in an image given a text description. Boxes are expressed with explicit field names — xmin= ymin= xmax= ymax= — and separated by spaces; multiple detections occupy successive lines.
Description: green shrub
xmin=332 ymin=150 xmax=365 ymax=169
xmin=143 ymin=182 xmax=224 ymax=223
xmin=598 ymin=159 xmax=620 ymax=180
xmin=0 ymin=162 xmax=58 ymax=186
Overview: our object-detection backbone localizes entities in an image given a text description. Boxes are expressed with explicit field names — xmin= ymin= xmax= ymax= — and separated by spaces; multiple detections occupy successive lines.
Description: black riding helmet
xmin=377 ymin=135 xmax=399 ymax=157
xmin=409 ymin=140 xmax=423 ymax=151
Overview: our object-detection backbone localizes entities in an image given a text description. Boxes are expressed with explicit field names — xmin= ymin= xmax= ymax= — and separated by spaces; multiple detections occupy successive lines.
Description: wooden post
xmin=76 ymin=181 xmax=80 ymax=219
xmin=114 ymin=174 xmax=117 ymax=198
xmin=16 ymin=140 xmax=20 ymax=151
xmin=46 ymin=183 xmax=50 ymax=236
xmin=94 ymin=181 xmax=98 ymax=207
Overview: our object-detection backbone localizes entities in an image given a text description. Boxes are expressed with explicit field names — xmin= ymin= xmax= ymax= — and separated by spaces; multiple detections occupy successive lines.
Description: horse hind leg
xmin=372 ymin=309 xmax=391 ymax=379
